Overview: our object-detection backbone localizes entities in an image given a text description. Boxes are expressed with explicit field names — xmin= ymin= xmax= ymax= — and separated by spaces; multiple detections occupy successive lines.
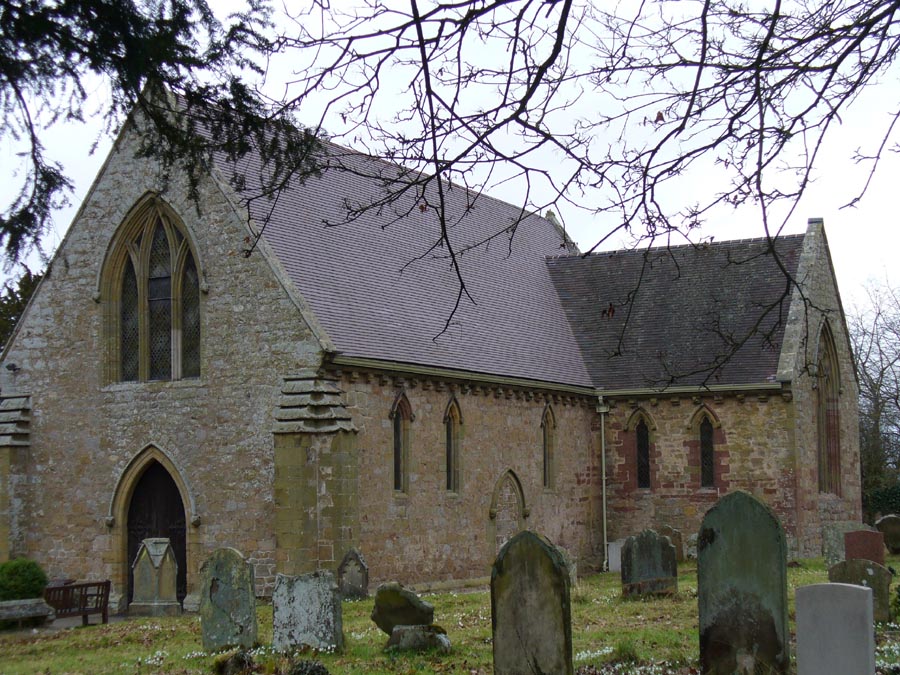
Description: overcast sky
xmin=2 ymin=2 xmax=898 ymax=314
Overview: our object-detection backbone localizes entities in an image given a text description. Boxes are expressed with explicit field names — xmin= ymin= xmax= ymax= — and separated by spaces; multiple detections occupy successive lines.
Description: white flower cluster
xmin=574 ymin=646 xmax=614 ymax=662
xmin=136 ymin=649 xmax=168 ymax=667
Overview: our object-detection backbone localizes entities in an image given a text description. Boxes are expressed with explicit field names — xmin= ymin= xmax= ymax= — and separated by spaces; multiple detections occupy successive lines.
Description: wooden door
xmin=126 ymin=461 xmax=187 ymax=602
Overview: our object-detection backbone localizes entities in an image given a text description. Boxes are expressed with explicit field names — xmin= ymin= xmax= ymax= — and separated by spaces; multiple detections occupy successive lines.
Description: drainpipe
xmin=596 ymin=395 xmax=610 ymax=571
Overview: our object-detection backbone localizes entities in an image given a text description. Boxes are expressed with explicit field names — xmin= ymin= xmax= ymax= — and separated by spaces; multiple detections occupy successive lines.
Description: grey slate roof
xmin=220 ymin=143 xmax=595 ymax=387
xmin=545 ymin=236 xmax=805 ymax=389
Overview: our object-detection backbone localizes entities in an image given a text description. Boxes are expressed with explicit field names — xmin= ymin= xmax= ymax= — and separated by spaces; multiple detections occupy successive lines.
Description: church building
xmin=0 ymin=117 xmax=859 ymax=610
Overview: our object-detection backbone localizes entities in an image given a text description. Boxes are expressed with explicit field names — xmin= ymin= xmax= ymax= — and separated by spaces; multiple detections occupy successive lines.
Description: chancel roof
xmin=545 ymin=236 xmax=805 ymax=390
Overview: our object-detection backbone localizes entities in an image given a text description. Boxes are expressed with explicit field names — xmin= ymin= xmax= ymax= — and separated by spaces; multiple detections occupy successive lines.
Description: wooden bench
xmin=44 ymin=580 xmax=110 ymax=625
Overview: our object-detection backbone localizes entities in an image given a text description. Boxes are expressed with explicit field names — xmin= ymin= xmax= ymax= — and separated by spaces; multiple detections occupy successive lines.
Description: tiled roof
xmin=218 ymin=143 xmax=595 ymax=387
xmin=545 ymin=236 xmax=805 ymax=389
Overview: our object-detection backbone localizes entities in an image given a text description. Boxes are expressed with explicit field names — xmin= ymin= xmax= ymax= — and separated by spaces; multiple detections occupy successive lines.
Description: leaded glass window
xmin=121 ymin=259 xmax=139 ymax=381
xmin=700 ymin=417 xmax=715 ymax=488
xmin=445 ymin=400 xmax=461 ymax=492
xmin=542 ymin=406 xmax=555 ymax=489
xmin=636 ymin=419 xmax=650 ymax=489
xmin=391 ymin=393 xmax=411 ymax=493
xmin=817 ymin=325 xmax=841 ymax=495
xmin=111 ymin=202 xmax=201 ymax=382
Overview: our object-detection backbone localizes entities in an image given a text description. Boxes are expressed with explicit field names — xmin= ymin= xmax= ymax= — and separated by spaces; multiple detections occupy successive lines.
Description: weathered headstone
xmin=844 ymin=530 xmax=885 ymax=566
xmin=130 ymin=538 xmax=180 ymax=616
xmin=491 ymin=530 xmax=573 ymax=675
xmin=822 ymin=520 xmax=876 ymax=567
xmin=386 ymin=624 xmax=452 ymax=654
xmin=199 ymin=548 xmax=258 ymax=652
xmin=337 ymin=548 xmax=369 ymax=599
xmin=370 ymin=582 xmax=434 ymax=635
xmin=273 ymin=571 xmax=343 ymax=652
xmin=796 ymin=583 xmax=875 ymax=675
xmin=559 ymin=547 xmax=579 ymax=589
xmin=607 ymin=538 xmax=626 ymax=573
xmin=621 ymin=529 xmax=677 ymax=597
xmin=698 ymin=491 xmax=789 ymax=675
xmin=828 ymin=558 xmax=892 ymax=623
xmin=875 ymin=514 xmax=900 ymax=554
xmin=658 ymin=525 xmax=685 ymax=563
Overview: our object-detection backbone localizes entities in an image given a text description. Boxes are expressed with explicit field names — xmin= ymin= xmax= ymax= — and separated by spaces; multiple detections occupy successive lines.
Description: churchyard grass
xmin=2 ymin=558 xmax=900 ymax=674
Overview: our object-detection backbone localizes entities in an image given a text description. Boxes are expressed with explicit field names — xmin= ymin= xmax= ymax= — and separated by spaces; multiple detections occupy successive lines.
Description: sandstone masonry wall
xmin=0 ymin=125 xmax=323 ymax=599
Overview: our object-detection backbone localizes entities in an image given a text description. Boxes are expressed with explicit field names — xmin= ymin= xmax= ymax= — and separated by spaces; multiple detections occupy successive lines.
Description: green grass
xmin=1 ymin=559 xmax=899 ymax=674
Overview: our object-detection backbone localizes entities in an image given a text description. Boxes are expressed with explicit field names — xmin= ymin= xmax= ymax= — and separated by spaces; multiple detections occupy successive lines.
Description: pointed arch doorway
xmin=126 ymin=461 xmax=187 ymax=603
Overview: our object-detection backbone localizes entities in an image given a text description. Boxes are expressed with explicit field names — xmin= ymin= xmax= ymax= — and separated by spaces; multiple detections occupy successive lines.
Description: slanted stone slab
xmin=621 ymin=529 xmax=677 ymax=597
xmin=796 ymin=583 xmax=875 ymax=675
xmin=828 ymin=558 xmax=892 ymax=623
xmin=386 ymin=624 xmax=451 ymax=654
xmin=0 ymin=598 xmax=55 ymax=623
xmin=337 ymin=548 xmax=369 ymax=600
xmin=491 ymin=530 xmax=573 ymax=675
xmin=823 ymin=521 xmax=876 ymax=568
xmin=130 ymin=538 xmax=180 ymax=616
xmin=845 ymin=530 xmax=885 ymax=566
xmin=273 ymin=571 xmax=343 ymax=652
xmin=370 ymin=582 xmax=433 ymax=636
xmin=658 ymin=525 xmax=685 ymax=563
xmin=607 ymin=539 xmax=626 ymax=573
xmin=876 ymin=514 xmax=900 ymax=554
xmin=200 ymin=548 xmax=258 ymax=652
xmin=698 ymin=491 xmax=790 ymax=675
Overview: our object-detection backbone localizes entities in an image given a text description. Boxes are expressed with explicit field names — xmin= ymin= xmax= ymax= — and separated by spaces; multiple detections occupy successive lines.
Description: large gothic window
xmin=109 ymin=199 xmax=201 ymax=382
xmin=817 ymin=323 xmax=841 ymax=495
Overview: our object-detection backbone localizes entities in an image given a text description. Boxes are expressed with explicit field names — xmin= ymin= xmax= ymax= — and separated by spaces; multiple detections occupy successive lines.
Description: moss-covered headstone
xmin=875 ymin=514 xmax=900 ymax=554
xmin=199 ymin=548 xmax=257 ymax=652
xmin=491 ymin=530 xmax=572 ymax=675
xmin=273 ymin=571 xmax=343 ymax=652
xmin=658 ymin=525 xmax=685 ymax=563
xmin=621 ymin=529 xmax=677 ymax=597
xmin=828 ymin=558 xmax=892 ymax=623
xmin=698 ymin=491 xmax=789 ymax=675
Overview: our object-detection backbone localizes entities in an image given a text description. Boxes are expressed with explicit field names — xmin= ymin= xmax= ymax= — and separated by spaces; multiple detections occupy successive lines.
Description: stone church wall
xmin=0 ymin=128 xmax=323 ymax=599
xmin=339 ymin=372 xmax=601 ymax=585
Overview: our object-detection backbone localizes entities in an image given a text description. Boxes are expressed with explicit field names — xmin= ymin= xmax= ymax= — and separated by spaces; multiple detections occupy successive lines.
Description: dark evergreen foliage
xmin=0 ymin=267 xmax=41 ymax=347
xmin=0 ymin=558 xmax=48 ymax=600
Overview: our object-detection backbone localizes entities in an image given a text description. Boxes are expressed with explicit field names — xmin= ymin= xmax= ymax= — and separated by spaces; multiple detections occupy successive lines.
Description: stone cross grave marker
xmin=658 ymin=525 xmax=685 ymax=563
xmin=199 ymin=547 xmax=258 ymax=652
xmin=273 ymin=571 xmax=343 ymax=652
xmin=491 ymin=530 xmax=573 ymax=675
xmin=828 ymin=558 xmax=892 ymax=623
xmin=698 ymin=490 xmax=790 ymax=675
xmin=337 ymin=548 xmax=369 ymax=599
xmin=844 ymin=530 xmax=885 ymax=566
xmin=875 ymin=514 xmax=900 ymax=554
xmin=621 ymin=529 xmax=677 ymax=597
xmin=130 ymin=538 xmax=180 ymax=616
xmin=796 ymin=583 xmax=874 ymax=675
xmin=822 ymin=520 xmax=876 ymax=568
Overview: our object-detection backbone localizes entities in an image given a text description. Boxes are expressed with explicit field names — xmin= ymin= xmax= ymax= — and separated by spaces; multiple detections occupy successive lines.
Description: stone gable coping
xmin=0 ymin=395 xmax=30 ymax=447
xmin=274 ymin=373 xmax=357 ymax=434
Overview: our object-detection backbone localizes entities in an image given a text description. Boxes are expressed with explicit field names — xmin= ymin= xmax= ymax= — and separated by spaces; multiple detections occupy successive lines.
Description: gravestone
xmin=875 ymin=514 xmax=900 ymax=554
xmin=822 ymin=520 xmax=876 ymax=567
xmin=844 ymin=530 xmax=885 ymax=566
xmin=273 ymin=571 xmax=343 ymax=652
xmin=130 ymin=538 xmax=180 ymax=616
xmin=199 ymin=548 xmax=258 ymax=651
xmin=607 ymin=539 xmax=626 ymax=573
xmin=658 ymin=525 xmax=685 ymax=563
xmin=491 ymin=530 xmax=573 ymax=675
xmin=698 ymin=491 xmax=790 ymax=675
xmin=621 ymin=529 xmax=677 ymax=597
xmin=796 ymin=583 xmax=875 ymax=675
xmin=337 ymin=548 xmax=369 ymax=599
xmin=828 ymin=558 xmax=892 ymax=623
xmin=370 ymin=582 xmax=434 ymax=635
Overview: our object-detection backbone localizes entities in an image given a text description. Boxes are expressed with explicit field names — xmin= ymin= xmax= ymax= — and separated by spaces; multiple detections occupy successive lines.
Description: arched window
xmin=636 ymin=418 xmax=651 ymax=489
xmin=542 ymin=405 xmax=556 ymax=489
xmin=108 ymin=198 xmax=201 ymax=382
xmin=700 ymin=416 xmax=715 ymax=488
xmin=817 ymin=323 xmax=841 ymax=494
xmin=445 ymin=398 xmax=462 ymax=492
xmin=390 ymin=393 xmax=413 ymax=493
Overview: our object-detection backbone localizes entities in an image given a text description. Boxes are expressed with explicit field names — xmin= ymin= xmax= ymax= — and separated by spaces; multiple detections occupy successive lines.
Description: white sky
xmin=3 ymin=2 xmax=898 ymax=314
